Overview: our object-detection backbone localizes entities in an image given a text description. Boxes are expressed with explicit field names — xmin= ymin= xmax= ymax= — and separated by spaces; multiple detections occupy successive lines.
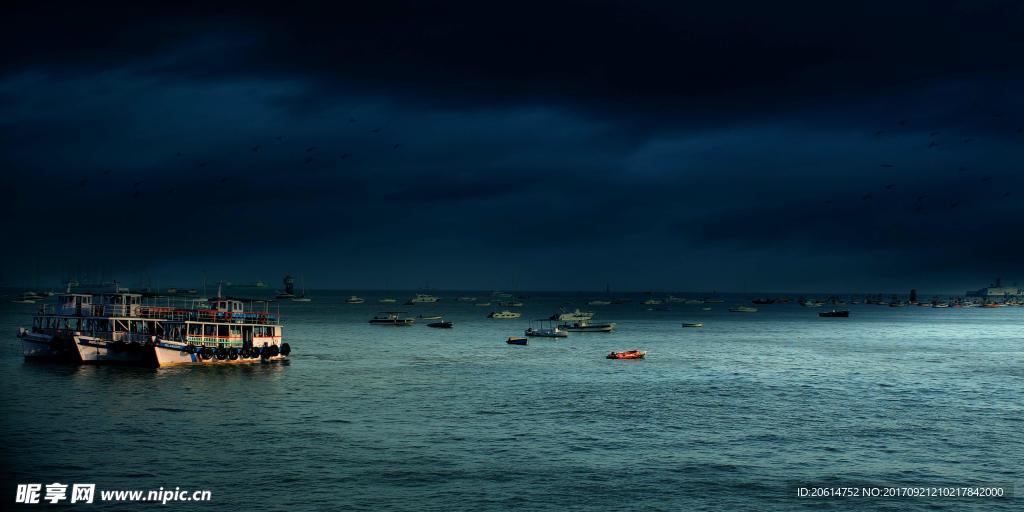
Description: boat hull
xmin=73 ymin=335 xmax=154 ymax=365
xmin=152 ymin=341 xmax=288 ymax=367
xmin=18 ymin=331 xmax=76 ymax=361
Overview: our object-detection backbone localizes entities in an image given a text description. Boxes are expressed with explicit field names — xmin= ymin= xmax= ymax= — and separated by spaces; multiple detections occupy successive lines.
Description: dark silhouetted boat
xmin=427 ymin=320 xmax=453 ymax=328
xmin=506 ymin=336 xmax=528 ymax=345
xmin=819 ymin=310 xmax=850 ymax=318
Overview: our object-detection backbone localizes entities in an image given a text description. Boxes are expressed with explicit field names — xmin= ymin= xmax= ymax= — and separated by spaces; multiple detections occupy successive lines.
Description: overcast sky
xmin=2 ymin=1 xmax=1023 ymax=293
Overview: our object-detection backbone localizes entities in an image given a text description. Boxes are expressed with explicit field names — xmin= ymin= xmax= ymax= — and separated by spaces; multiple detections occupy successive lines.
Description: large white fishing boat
xmin=16 ymin=285 xmax=289 ymax=367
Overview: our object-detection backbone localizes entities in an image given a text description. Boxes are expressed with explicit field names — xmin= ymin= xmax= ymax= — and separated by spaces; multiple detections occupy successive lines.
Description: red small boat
xmin=607 ymin=350 xmax=646 ymax=360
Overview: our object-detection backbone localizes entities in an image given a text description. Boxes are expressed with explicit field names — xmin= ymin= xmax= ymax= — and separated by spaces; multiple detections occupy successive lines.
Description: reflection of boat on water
xmin=607 ymin=350 xmax=645 ymax=360
xmin=488 ymin=310 xmax=521 ymax=319
xmin=369 ymin=312 xmax=415 ymax=325
xmin=558 ymin=320 xmax=615 ymax=332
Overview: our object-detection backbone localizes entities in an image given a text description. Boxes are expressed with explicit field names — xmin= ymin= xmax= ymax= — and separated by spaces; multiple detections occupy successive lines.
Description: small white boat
xmin=369 ymin=312 xmax=415 ymax=325
xmin=642 ymin=298 xmax=663 ymax=305
xmin=681 ymin=322 xmax=704 ymax=328
xmin=550 ymin=308 xmax=594 ymax=321
xmin=378 ymin=297 xmax=397 ymax=304
xmin=291 ymin=296 xmax=312 ymax=302
xmin=418 ymin=314 xmax=443 ymax=320
xmin=457 ymin=296 xmax=477 ymax=302
xmin=346 ymin=295 xmax=365 ymax=304
xmin=700 ymin=306 xmax=712 ymax=311
xmin=729 ymin=306 xmax=758 ymax=313
xmin=406 ymin=294 xmax=440 ymax=304
xmin=476 ymin=302 xmax=492 ymax=307
xmin=488 ymin=310 xmax=521 ymax=319
xmin=587 ymin=299 xmax=611 ymax=306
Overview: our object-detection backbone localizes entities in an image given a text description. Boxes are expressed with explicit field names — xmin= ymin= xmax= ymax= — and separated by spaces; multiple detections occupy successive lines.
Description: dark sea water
xmin=1 ymin=291 xmax=1021 ymax=511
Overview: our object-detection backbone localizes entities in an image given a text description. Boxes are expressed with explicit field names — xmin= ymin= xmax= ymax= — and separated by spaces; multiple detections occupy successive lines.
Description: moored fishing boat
xmin=681 ymin=322 xmax=704 ymax=328
xmin=488 ymin=310 xmax=521 ymax=319
xmin=558 ymin=320 xmax=615 ymax=332
xmin=818 ymin=310 xmax=849 ymax=318
xmin=729 ymin=306 xmax=758 ymax=313
xmin=549 ymin=308 xmax=594 ymax=321
xmin=369 ymin=311 xmax=416 ymax=325
xmin=607 ymin=350 xmax=645 ymax=360
xmin=525 ymin=320 xmax=568 ymax=338
xmin=17 ymin=285 xmax=290 ymax=366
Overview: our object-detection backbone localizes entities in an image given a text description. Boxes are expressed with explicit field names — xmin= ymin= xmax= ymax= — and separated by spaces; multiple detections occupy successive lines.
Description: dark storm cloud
xmin=1 ymin=1 xmax=1023 ymax=291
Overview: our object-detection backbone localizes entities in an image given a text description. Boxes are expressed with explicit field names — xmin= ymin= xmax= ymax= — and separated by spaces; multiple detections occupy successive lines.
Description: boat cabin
xmin=55 ymin=293 xmax=93 ymax=316
xmin=210 ymin=299 xmax=245 ymax=313
xmin=99 ymin=293 xmax=144 ymax=317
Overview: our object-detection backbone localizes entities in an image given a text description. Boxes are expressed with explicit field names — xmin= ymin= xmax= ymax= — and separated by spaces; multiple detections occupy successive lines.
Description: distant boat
xmin=642 ymin=298 xmax=663 ymax=305
xmin=506 ymin=336 xmax=528 ymax=345
xmin=291 ymin=296 xmax=311 ymax=302
xmin=378 ymin=297 xmax=397 ymax=304
xmin=681 ymin=322 xmax=704 ymax=328
xmin=497 ymin=301 xmax=523 ymax=307
xmin=275 ymin=275 xmax=297 ymax=299
xmin=525 ymin=320 xmax=568 ymax=338
xmin=427 ymin=321 xmax=453 ymax=329
xmin=369 ymin=312 xmax=415 ymax=325
xmin=818 ymin=310 xmax=849 ymax=318
xmin=488 ymin=310 xmax=522 ymax=319
xmin=475 ymin=302 xmax=492 ymax=307
xmin=346 ymin=296 xmax=366 ymax=304
xmin=700 ymin=306 xmax=712 ymax=311
xmin=457 ymin=296 xmax=477 ymax=302
xmin=729 ymin=306 xmax=758 ymax=313
xmin=550 ymin=308 xmax=594 ymax=321
xmin=559 ymin=320 xmax=615 ymax=332
xmin=607 ymin=350 xmax=646 ymax=360
xmin=405 ymin=294 xmax=440 ymax=305
xmin=587 ymin=299 xmax=611 ymax=305
xmin=418 ymin=315 xmax=443 ymax=320
xmin=752 ymin=298 xmax=776 ymax=305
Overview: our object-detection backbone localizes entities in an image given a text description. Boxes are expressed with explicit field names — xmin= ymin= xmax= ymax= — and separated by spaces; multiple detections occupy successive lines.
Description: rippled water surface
xmin=1 ymin=291 xmax=1021 ymax=510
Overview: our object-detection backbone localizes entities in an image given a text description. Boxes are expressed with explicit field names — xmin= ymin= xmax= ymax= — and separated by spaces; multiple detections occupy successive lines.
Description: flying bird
xmin=929 ymin=131 xmax=939 ymax=137
xmin=273 ymin=136 xmax=285 ymax=142
xmin=251 ymin=145 xmax=262 ymax=152
xmin=862 ymin=193 xmax=873 ymax=201
xmin=304 ymin=157 xmax=313 ymax=165
xmin=884 ymin=184 xmax=895 ymax=191
xmin=928 ymin=141 xmax=939 ymax=149
xmin=348 ymin=118 xmax=357 ymax=123
xmin=963 ymin=138 xmax=974 ymax=143
xmin=874 ymin=130 xmax=885 ymax=137
xmin=370 ymin=128 xmax=381 ymax=133
xmin=898 ymin=120 xmax=907 ymax=127
xmin=949 ymin=202 xmax=959 ymax=209
xmin=339 ymin=153 xmax=350 ymax=160
xmin=880 ymin=163 xmax=895 ymax=168
xmin=392 ymin=144 xmax=401 ymax=150
xmin=306 ymin=146 xmax=316 ymax=153
xmin=102 ymin=169 xmax=111 ymax=176
xmin=981 ymin=176 xmax=992 ymax=183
